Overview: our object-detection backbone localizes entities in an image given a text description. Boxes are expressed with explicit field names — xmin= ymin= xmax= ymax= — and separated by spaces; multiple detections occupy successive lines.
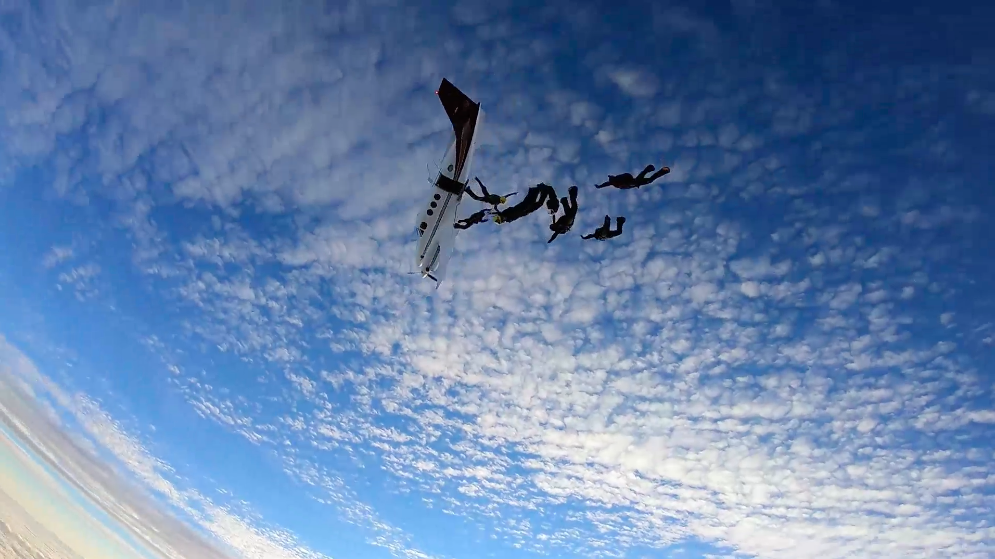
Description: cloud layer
xmin=1 ymin=0 xmax=993 ymax=558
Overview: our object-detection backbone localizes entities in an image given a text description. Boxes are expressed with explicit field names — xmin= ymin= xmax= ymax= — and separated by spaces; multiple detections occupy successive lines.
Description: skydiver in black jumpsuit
xmin=454 ymin=209 xmax=491 ymax=230
xmin=595 ymin=164 xmax=671 ymax=189
xmin=548 ymin=186 xmax=579 ymax=244
xmin=581 ymin=215 xmax=626 ymax=240
xmin=466 ymin=177 xmax=517 ymax=211
xmin=492 ymin=183 xmax=559 ymax=224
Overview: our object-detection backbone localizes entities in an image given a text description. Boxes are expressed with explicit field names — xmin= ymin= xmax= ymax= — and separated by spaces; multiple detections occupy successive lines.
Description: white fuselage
xmin=414 ymin=108 xmax=484 ymax=284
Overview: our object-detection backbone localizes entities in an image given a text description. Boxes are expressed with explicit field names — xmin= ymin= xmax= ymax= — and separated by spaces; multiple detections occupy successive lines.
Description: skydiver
xmin=581 ymin=215 xmax=626 ymax=240
xmin=548 ymin=186 xmax=579 ymax=244
xmin=454 ymin=209 xmax=491 ymax=230
xmin=492 ymin=183 xmax=559 ymax=224
xmin=466 ymin=177 xmax=517 ymax=210
xmin=595 ymin=164 xmax=671 ymax=189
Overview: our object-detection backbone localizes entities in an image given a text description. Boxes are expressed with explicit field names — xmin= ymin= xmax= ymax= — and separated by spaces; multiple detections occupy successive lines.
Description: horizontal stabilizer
xmin=435 ymin=78 xmax=481 ymax=185
xmin=437 ymin=78 xmax=479 ymax=137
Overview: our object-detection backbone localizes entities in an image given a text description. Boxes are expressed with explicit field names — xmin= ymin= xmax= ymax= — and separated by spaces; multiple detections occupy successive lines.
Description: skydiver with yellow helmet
xmin=466 ymin=177 xmax=517 ymax=211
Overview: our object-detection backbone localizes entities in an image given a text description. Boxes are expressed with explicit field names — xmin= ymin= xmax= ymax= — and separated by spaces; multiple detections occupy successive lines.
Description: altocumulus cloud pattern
xmin=1 ymin=0 xmax=994 ymax=558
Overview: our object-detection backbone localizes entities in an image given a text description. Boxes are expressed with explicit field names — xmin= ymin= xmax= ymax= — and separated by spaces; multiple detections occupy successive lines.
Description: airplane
xmin=414 ymin=78 xmax=485 ymax=287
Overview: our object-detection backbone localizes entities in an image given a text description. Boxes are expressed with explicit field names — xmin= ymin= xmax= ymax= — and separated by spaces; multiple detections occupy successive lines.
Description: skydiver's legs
xmin=634 ymin=166 xmax=671 ymax=187
xmin=465 ymin=178 xmax=487 ymax=202
xmin=645 ymin=166 xmax=671 ymax=184
xmin=518 ymin=187 xmax=544 ymax=210
xmin=634 ymin=165 xmax=655 ymax=182
xmin=476 ymin=178 xmax=492 ymax=198
xmin=467 ymin=177 xmax=497 ymax=201
xmin=601 ymin=215 xmax=611 ymax=231
xmin=606 ymin=216 xmax=626 ymax=238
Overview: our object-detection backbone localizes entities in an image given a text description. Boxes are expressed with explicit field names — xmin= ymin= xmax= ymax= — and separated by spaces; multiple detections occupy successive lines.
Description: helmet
xmin=493 ymin=214 xmax=504 ymax=224
xmin=498 ymin=196 xmax=507 ymax=204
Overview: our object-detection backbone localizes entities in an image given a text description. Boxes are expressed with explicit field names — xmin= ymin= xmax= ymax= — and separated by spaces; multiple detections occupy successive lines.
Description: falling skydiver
xmin=454 ymin=209 xmax=491 ymax=230
xmin=547 ymin=186 xmax=579 ymax=244
xmin=581 ymin=215 xmax=626 ymax=240
xmin=466 ymin=177 xmax=516 ymax=211
xmin=595 ymin=164 xmax=671 ymax=189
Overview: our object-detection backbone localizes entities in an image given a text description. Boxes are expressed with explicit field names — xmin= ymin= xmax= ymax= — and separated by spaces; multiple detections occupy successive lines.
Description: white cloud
xmin=729 ymin=255 xmax=792 ymax=280
xmin=1 ymin=2 xmax=992 ymax=559
xmin=605 ymin=68 xmax=659 ymax=98
xmin=42 ymin=245 xmax=75 ymax=269
xmin=740 ymin=281 xmax=761 ymax=298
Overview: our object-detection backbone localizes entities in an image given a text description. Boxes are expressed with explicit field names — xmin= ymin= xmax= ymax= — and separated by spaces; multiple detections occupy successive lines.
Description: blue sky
xmin=1 ymin=0 xmax=994 ymax=558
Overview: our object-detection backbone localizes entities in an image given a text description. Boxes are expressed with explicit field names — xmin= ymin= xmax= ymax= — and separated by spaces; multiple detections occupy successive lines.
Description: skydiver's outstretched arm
xmin=581 ymin=233 xmax=597 ymax=239
xmin=547 ymin=231 xmax=560 ymax=243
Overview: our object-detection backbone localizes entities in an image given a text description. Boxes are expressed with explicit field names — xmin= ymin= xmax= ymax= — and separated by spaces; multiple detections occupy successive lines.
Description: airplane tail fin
xmin=437 ymin=78 xmax=480 ymax=141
